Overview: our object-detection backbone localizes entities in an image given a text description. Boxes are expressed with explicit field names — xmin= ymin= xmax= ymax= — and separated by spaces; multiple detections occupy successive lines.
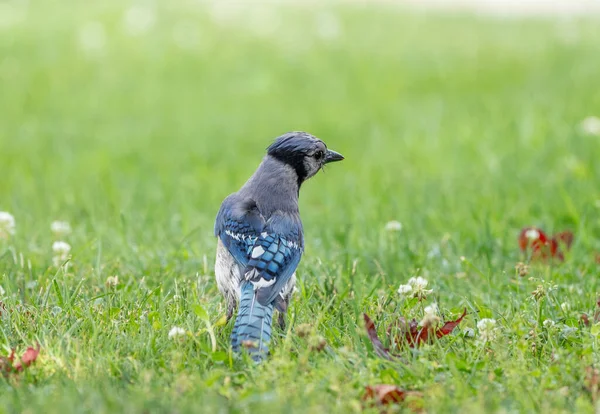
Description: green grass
xmin=2 ymin=1 xmax=600 ymax=412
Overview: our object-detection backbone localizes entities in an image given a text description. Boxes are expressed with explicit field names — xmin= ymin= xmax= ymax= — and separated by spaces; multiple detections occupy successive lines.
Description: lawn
xmin=1 ymin=1 xmax=600 ymax=412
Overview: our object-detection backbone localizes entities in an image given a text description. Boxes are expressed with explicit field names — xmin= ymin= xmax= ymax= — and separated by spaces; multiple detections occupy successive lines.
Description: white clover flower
xmin=384 ymin=220 xmax=402 ymax=232
xmin=52 ymin=241 xmax=71 ymax=255
xmin=525 ymin=228 xmax=540 ymax=240
xmin=409 ymin=276 xmax=432 ymax=297
xmin=543 ymin=319 xmax=555 ymax=328
xmin=52 ymin=241 xmax=72 ymax=266
xmin=424 ymin=304 xmax=438 ymax=317
xmin=106 ymin=275 xmax=119 ymax=287
xmin=0 ymin=211 xmax=16 ymax=238
xmin=397 ymin=284 xmax=413 ymax=296
xmin=0 ymin=285 xmax=5 ymax=297
xmin=560 ymin=302 xmax=571 ymax=312
xmin=581 ymin=116 xmax=600 ymax=136
xmin=398 ymin=276 xmax=432 ymax=299
xmin=168 ymin=326 xmax=186 ymax=339
xmin=51 ymin=220 xmax=71 ymax=237
xmin=420 ymin=303 xmax=440 ymax=327
xmin=408 ymin=276 xmax=428 ymax=290
xmin=477 ymin=318 xmax=498 ymax=342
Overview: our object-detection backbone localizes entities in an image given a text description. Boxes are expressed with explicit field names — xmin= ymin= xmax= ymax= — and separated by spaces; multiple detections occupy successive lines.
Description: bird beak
xmin=324 ymin=149 xmax=344 ymax=164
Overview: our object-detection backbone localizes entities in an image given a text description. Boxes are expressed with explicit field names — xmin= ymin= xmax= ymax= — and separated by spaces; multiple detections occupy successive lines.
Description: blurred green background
xmin=1 ymin=1 xmax=600 ymax=412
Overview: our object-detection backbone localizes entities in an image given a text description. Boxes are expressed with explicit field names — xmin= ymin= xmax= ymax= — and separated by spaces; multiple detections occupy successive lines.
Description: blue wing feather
xmin=215 ymin=195 xmax=303 ymax=307
xmin=219 ymin=218 xmax=257 ymax=267
xmin=214 ymin=196 xmax=264 ymax=267
xmin=245 ymin=215 xmax=303 ymax=306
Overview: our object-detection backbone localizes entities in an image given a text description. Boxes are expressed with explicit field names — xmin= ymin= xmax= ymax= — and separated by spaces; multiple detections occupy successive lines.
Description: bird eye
xmin=314 ymin=151 xmax=324 ymax=160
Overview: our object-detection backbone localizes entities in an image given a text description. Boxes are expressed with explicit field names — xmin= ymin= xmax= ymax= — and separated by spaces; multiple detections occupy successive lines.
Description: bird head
xmin=267 ymin=131 xmax=344 ymax=185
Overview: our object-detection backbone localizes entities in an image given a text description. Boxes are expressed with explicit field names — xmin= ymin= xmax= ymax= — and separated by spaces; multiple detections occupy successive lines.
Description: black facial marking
xmin=267 ymin=133 xmax=323 ymax=187
xmin=268 ymin=148 xmax=308 ymax=186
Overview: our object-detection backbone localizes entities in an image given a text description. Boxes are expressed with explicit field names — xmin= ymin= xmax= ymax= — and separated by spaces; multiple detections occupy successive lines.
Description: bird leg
xmin=275 ymin=296 xmax=288 ymax=330
xmin=226 ymin=295 xmax=237 ymax=323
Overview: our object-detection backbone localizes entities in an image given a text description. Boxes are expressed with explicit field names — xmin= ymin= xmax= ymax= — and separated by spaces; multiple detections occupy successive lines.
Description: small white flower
xmin=525 ymin=229 xmax=540 ymax=240
xmin=543 ymin=319 xmax=555 ymax=328
xmin=106 ymin=275 xmax=119 ymax=287
xmin=0 ymin=211 xmax=16 ymax=238
xmin=25 ymin=280 xmax=38 ymax=290
xmin=0 ymin=285 xmax=5 ymax=297
xmin=168 ymin=326 xmax=186 ymax=339
xmin=408 ymin=276 xmax=428 ymax=290
xmin=581 ymin=116 xmax=600 ymax=136
xmin=477 ymin=318 xmax=496 ymax=330
xmin=173 ymin=294 xmax=182 ymax=301
xmin=52 ymin=241 xmax=71 ymax=255
xmin=385 ymin=220 xmax=402 ymax=232
xmin=397 ymin=284 xmax=413 ymax=296
xmin=420 ymin=303 xmax=440 ymax=327
xmin=477 ymin=318 xmax=498 ymax=342
xmin=409 ymin=276 xmax=431 ymax=294
xmin=51 ymin=220 xmax=71 ymax=237
xmin=424 ymin=304 xmax=438 ymax=317
xmin=401 ymin=276 xmax=433 ymax=299
xmin=52 ymin=241 xmax=72 ymax=266
xmin=560 ymin=302 xmax=570 ymax=312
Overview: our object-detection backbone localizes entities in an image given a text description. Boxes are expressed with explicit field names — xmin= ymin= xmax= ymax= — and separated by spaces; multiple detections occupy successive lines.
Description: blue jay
xmin=214 ymin=131 xmax=344 ymax=361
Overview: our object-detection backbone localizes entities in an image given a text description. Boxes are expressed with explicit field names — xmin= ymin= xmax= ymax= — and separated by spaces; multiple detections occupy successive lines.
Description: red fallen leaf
xmin=581 ymin=298 xmax=600 ymax=327
xmin=582 ymin=313 xmax=591 ymax=326
xmin=14 ymin=344 xmax=40 ymax=371
xmin=363 ymin=384 xmax=407 ymax=404
xmin=518 ymin=227 xmax=573 ymax=262
xmin=363 ymin=385 xmax=424 ymax=411
xmin=392 ymin=309 xmax=468 ymax=348
xmin=554 ymin=231 xmax=574 ymax=249
xmin=0 ymin=350 xmax=16 ymax=377
xmin=364 ymin=313 xmax=394 ymax=360
xmin=0 ymin=345 xmax=40 ymax=377
xmin=519 ymin=227 xmax=548 ymax=252
xmin=367 ymin=309 xmax=467 ymax=354
xmin=436 ymin=308 xmax=468 ymax=338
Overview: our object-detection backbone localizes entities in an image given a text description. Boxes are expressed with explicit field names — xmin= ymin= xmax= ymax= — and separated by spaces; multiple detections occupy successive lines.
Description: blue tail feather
xmin=231 ymin=282 xmax=273 ymax=362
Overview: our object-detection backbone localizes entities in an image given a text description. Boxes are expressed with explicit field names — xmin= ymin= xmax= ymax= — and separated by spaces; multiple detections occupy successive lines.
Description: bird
xmin=214 ymin=131 xmax=344 ymax=361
